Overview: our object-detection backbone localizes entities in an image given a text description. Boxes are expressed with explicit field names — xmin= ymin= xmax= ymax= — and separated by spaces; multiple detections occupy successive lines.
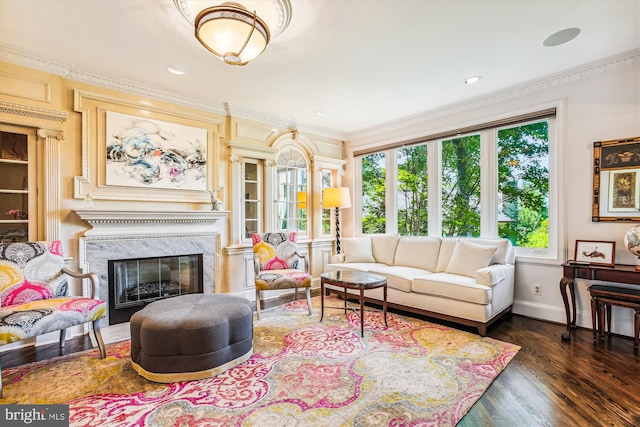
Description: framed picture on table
xmin=574 ymin=240 xmax=615 ymax=266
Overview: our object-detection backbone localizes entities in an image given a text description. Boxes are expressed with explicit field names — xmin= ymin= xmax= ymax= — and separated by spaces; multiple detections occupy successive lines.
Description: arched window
xmin=275 ymin=146 xmax=308 ymax=235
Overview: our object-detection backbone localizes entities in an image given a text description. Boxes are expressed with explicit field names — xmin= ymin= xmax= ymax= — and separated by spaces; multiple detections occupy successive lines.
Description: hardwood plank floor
xmin=1 ymin=313 xmax=639 ymax=426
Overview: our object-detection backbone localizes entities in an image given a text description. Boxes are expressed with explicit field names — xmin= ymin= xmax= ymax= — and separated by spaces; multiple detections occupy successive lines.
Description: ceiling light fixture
xmin=195 ymin=2 xmax=270 ymax=66
xmin=464 ymin=76 xmax=483 ymax=85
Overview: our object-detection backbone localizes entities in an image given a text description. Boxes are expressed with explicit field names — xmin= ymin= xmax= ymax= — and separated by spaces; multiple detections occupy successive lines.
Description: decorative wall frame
xmin=592 ymin=136 xmax=640 ymax=221
xmin=73 ymin=90 xmax=224 ymax=202
xmin=574 ymin=240 xmax=615 ymax=266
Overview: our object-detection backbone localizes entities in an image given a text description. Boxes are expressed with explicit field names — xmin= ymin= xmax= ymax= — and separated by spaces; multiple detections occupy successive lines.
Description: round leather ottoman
xmin=130 ymin=293 xmax=253 ymax=382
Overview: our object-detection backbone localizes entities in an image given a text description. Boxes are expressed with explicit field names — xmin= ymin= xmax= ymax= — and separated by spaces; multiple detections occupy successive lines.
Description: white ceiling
xmin=1 ymin=0 xmax=639 ymax=138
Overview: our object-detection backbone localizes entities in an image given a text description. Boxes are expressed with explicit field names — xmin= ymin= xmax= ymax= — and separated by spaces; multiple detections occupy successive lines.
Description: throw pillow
xmin=445 ymin=240 xmax=497 ymax=278
xmin=343 ymin=237 xmax=375 ymax=263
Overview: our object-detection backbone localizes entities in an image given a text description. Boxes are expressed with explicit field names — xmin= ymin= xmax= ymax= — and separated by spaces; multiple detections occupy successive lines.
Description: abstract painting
xmin=105 ymin=111 xmax=207 ymax=191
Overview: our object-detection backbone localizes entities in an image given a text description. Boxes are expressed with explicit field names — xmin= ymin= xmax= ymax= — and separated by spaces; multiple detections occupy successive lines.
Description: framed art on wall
xmin=574 ymin=240 xmax=615 ymax=266
xmin=73 ymin=90 xmax=224 ymax=203
xmin=105 ymin=111 xmax=207 ymax=191
xmin=592 ymin=136 xmax=640 ymax=221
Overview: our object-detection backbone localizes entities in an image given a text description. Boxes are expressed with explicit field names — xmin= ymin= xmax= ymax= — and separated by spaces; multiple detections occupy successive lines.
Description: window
xmin=361 ymin=152 xmax=386 ymax=234
xmin=497 ymin=121 xmax=549 ymax=249
xmin=321 ymin=170 xmax=333 ymax=235
xmin=396 ymin=145 xmax=428 ymax=236
xmin=356 ymin=111 xmax=554 ymax=258
xmin=276 ymin=147 xmax=308 ymax=234
xmin=441 ymin=134 xmax=481 ymax=237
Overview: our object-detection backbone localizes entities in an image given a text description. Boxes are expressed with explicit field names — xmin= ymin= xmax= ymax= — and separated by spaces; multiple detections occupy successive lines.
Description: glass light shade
xmin=195 ymin=3 xmax=270 ymax=66
xmin=323 ymin=187 xmax=352 ymax=209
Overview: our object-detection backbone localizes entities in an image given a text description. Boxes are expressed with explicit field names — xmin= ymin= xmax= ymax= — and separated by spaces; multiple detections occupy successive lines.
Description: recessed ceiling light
xmin=543 ymin=28 xmax=581 ymax=47
xmin=167 ymin=65 xmax=186 ymax=75
xmin=464 ymin=76 xmax=483 ymax=85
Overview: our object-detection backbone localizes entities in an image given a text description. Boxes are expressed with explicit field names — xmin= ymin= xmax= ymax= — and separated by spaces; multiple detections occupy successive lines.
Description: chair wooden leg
xmin=256 ymin=289 xmax=261 ymax=320
xmin=92 ymin=320 xmax=106 ymax=359
xmin=606 ymin=304 xmax=612 ymax=335
xmin=306 ymin=287 xmax=312 ymax=316
xmin=59 ymin=327 xmax=67 ymax=348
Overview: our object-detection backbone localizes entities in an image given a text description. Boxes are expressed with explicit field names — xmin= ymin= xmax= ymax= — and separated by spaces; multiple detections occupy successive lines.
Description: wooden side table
xmin=560 ymin=262 xmax=640 ymax=341
xmin=320 ymin=270 xmax=388 ymax=337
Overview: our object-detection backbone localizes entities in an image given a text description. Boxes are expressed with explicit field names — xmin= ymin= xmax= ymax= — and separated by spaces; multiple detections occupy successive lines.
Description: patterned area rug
xmin=0 ymin=296 xmax=519 ymax=426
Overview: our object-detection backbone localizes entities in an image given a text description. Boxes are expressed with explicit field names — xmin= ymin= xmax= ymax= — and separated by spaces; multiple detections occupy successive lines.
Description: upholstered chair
xmin=252 ymin=232 xmax=312 ymax=319
xmin=0 ymin=240 xmax=106 ymax=397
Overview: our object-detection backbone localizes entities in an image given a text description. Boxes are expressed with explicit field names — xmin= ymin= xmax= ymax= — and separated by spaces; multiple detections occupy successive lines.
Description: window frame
xmin=355 ymin=108 xmax=560 ymax=262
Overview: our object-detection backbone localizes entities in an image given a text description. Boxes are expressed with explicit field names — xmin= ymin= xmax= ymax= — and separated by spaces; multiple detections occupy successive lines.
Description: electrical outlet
xmin=532 ymin=284 xmax=542 ymax=296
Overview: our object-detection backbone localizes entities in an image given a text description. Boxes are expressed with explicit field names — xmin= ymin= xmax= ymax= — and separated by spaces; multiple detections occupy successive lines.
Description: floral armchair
xmin=252 ymin=232 xmax=312 ymax=320
xmin=0 ymin=240 xmax=106 ymax=397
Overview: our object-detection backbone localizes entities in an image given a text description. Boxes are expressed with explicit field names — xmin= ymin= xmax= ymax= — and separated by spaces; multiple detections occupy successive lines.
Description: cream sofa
xmin=324 ymin=235 xmax=515 ymax=335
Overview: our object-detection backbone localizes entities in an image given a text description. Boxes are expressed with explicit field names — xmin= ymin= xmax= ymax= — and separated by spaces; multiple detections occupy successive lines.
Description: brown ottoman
xmin=130 ymin=293 xmax=253 ymax=382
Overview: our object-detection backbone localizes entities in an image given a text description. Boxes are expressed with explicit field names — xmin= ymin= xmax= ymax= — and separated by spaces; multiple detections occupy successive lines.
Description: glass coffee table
xmin=320 ymin=270 xmax=388 ymax=337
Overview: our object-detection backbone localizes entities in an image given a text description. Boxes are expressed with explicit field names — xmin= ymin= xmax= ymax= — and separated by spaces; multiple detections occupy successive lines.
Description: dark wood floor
xmin=1 ymin=313 xmax=639 ymax=426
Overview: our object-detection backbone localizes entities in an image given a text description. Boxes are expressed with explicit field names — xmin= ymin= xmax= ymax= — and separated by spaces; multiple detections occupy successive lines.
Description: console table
xmin=560 ymin=262 xmax=640 ymax=340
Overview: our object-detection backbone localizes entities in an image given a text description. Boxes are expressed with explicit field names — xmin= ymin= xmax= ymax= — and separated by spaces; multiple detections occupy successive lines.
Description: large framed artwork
xmin=73 ymin=90 xmax=224 ymax=202
xmin=592 ymin=136 xmax=640 ymax=222
xmin=105 ymin=112 xmax=207 ymax=191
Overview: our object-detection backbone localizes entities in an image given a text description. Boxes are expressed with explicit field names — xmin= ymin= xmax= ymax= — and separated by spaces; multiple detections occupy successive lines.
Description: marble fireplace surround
xmin=74 ymin=209 xmax=224 ymax=326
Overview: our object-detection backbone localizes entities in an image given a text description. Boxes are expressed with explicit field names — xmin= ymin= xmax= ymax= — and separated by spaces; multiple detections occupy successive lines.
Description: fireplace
xmin=75 ymin=209 xmax=225 ymax=326
xmin=108 ymin=253 xmax=204 ymax=324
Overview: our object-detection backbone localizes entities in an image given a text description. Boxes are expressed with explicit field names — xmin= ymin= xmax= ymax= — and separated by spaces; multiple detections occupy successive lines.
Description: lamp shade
xmin=297 ymin=191 xmax=307 ymax=209
xmin=323 ymin=187 xmax=351 ymax=209
xmin=195 ymin=2 xmax=270 ymax=66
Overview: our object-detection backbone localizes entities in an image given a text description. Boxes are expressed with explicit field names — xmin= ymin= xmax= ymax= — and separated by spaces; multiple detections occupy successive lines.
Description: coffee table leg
xmin=383 ymin=284 xmax=388 ymax=327
xmin=320 ymin=280 xmax=325 ymax=322
xmin=360 ymin=287 xmax=365 ymax=337
xmin=343 ymin=287 xmax=347 ymax=314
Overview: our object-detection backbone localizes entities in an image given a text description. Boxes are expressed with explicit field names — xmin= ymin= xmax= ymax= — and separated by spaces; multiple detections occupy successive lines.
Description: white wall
xmin=345 ymin=50 xmax=640 ymax=337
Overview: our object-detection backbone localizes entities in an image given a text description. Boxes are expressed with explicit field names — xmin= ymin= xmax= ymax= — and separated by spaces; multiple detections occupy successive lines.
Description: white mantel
xmin=74 ymin=209 xmax=229 ymax=236
xmin=75 ymin=209 xmax=227 ymax=325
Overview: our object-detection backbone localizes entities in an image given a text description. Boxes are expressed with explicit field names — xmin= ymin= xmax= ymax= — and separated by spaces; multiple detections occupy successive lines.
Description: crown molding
xmin=347 ymin=49 xmax=640 ymax=142
xmin=0 ymin=100 xmax=69 ymax=122
xmin=0 ymin=43 xmax=346 ymax=141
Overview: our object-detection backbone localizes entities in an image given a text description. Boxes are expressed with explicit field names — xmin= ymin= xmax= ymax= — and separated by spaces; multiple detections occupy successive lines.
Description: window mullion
xmin=481 ymin=130 xmax=498 ymax=237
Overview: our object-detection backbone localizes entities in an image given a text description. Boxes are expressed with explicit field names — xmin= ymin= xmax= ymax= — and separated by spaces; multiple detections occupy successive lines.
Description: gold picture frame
xmin=592 ymin=136 xmax=640 ymax=222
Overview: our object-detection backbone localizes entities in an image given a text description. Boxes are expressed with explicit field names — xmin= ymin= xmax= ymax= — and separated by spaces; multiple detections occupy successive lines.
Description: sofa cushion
xmin=371 ymin=234 xmax=399 ymax=265
xmin=368 ymin=265 xmax=433 ymax=293
xmin=412 ymin=273 xmax=492 ymax=305
xmin=394 ymin=236 xmax=441 ymax=271
xmin=446 ymin=241 xmax=497 ymax=278
xmin=342 ymin=237 xmax=375 ymax=263
xmin=463 ymin=238 xmax=511 ymax=265
xmin=436 ymin=238 xmax=458 ymax=272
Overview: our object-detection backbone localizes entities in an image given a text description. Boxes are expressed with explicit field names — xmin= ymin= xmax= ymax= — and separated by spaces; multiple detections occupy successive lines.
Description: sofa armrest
xmin=475 ymin=264 xmax=508 ymax=286
xmin=62 ymin=268 xmax=100 ymax=299
xmin=331 ymin=253 xmax=346 ymax=263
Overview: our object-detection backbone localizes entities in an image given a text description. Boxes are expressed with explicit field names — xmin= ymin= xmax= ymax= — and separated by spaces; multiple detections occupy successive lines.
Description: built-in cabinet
xmin=242 ymin=159 xmax=262 ymax=241
xmin=0 ymin=125 xmax=36 ymax=242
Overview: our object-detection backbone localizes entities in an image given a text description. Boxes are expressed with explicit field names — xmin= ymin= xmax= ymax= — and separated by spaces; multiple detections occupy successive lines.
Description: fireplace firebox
xmin=108 ymin=253 xmax=203 ymax=324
